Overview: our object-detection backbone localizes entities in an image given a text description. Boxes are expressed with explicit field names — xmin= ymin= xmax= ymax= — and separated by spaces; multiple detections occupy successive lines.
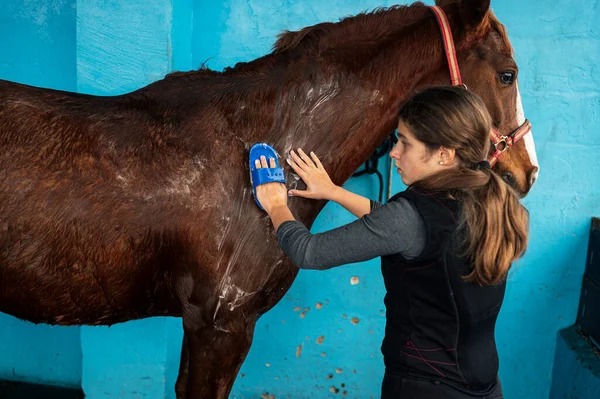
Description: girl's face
xmin=389 ymin=120 xmax=452 ymax=186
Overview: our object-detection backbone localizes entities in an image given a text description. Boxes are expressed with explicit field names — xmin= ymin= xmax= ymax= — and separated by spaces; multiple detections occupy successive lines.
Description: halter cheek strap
xmin=430 ymin=6 xmax=462 ymax=87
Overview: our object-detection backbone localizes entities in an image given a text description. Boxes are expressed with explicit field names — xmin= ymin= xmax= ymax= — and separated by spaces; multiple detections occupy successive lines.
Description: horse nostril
xmin=530 ymin=175 xmax=537 ymax=187
xmin=528 ymin=167 xmax=539 ymax=187
xmin=502 ymin=172 xmax=515 ymax=187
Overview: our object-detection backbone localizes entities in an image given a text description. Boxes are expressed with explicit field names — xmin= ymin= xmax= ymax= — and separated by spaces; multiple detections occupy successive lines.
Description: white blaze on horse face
xmin=516 ymin=84 xmax=539 ymax=178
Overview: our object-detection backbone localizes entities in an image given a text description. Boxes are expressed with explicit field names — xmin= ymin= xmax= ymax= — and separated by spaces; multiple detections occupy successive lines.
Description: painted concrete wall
xmin=0 ymin=0 xmax=76 ymax=91
xmin=0 ymin=0 xmax=599 ymax=398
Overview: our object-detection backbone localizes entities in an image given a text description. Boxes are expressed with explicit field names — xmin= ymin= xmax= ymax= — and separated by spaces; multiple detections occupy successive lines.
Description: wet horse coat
xmin=0 ymin=0 xmax=538 ymax=397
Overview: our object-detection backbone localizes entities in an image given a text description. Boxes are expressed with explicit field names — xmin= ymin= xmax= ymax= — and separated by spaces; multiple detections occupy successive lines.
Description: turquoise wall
xmin=1 ymin=1 xmax=599 ymax=398
xmin=0 ymin=0 xmax=76 ymax=91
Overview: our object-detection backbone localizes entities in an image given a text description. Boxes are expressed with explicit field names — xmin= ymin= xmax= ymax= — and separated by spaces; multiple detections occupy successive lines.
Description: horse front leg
xmin=183 ymin=316 xmax=257 ymax=399
xmin=175 ymin=333 xmax=189 ymax=399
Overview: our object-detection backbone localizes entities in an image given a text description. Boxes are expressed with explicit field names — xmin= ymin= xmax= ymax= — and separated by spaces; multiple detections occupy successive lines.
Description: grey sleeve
xmin=370 ymin=200 xmax=384 ymax=211
xmin=276 ymin=197 xmax=426 ymax=270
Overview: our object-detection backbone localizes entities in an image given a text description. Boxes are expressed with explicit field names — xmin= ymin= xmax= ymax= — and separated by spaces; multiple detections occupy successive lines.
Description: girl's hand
xmin=287 ymin=148 xmax=338 ymax=200
xmin=255 ymin=156 xmax=288 ymax=214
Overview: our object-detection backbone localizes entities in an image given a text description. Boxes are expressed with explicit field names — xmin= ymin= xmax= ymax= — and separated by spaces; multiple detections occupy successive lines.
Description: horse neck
xmin=270 ymin=7 xmax=451 ymax=187
xmin=147 ymin=5 xmax=470 ymax=226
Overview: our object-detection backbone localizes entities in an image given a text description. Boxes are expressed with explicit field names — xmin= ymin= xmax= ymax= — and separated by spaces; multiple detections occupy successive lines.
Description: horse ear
xmin=459 ymin=0 xmax=491 ymax=28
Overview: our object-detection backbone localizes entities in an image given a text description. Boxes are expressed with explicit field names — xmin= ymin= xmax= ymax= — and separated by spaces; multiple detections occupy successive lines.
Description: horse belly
xmin=0 ymin=238 xmax=177 ymax=326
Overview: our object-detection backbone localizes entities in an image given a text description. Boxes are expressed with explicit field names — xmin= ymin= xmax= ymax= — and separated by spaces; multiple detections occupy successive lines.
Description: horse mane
xmin=164 ymin=62 xmax=222 ymax=80
xmin=272 ymin=3 xmax=426 ymax=55
xmin=273 ymin=2 xmax=514 ymax=57
xmin=162 ymin=2 xmax=513 ymax=81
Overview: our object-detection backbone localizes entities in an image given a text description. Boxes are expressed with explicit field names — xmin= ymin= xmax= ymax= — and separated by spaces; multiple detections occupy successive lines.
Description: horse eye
xmin=499 ymin=71 xmax=515 ymax=85
xmin=502 ymin=172 xmax=515 ymax=186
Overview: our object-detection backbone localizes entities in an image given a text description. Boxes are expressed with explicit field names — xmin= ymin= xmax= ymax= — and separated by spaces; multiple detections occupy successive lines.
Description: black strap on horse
xmin=352 ymin=131 xmax=398 ymax=203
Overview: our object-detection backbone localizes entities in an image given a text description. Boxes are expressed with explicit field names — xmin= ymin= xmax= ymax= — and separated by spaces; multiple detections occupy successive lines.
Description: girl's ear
xmin=440 ymin=147 xmax=457 ymax=165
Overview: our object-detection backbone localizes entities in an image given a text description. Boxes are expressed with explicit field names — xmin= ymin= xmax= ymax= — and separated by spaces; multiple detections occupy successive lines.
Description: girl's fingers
xmin=310 ymin=151 xmax=324 ymax=169
xmin=289 ymin=150 xmax=307 ymax=170
xmin=286 ymin=158 xmax=307 ymax=178
xmin=297 ymin=148 xmax=315 ymax=167
xmin=256 ymin=157 xmax=278 ymax=169
xmin=288 ymin=189 xmax=310 ymax=198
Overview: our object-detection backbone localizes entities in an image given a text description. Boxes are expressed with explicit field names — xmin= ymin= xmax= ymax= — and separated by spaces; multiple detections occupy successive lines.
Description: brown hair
xmin=398 ymin=86 xmax=529 ymax=285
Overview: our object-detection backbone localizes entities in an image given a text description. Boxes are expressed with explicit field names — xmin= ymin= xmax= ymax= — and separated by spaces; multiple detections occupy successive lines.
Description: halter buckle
xmin=493 ymin=136 xmax=510 ymax=153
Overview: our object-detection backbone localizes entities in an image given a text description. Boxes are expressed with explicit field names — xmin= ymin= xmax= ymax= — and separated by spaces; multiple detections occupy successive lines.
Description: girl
xmin=252 ymin=86 xmax=528 ymax=398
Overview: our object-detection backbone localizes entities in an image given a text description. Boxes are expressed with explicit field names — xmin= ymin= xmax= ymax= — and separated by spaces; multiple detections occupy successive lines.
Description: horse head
xmin=434 ymin=0 xmax=539 ymax=196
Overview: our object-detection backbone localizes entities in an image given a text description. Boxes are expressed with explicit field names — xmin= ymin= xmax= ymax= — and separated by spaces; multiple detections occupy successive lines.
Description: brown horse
xmin=0 ymin=0 xmax=538 ymax=397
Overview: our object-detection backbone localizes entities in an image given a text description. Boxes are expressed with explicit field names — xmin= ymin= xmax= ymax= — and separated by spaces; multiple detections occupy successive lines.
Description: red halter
xmin=429 ymin=6 xmax=532 ymax=167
